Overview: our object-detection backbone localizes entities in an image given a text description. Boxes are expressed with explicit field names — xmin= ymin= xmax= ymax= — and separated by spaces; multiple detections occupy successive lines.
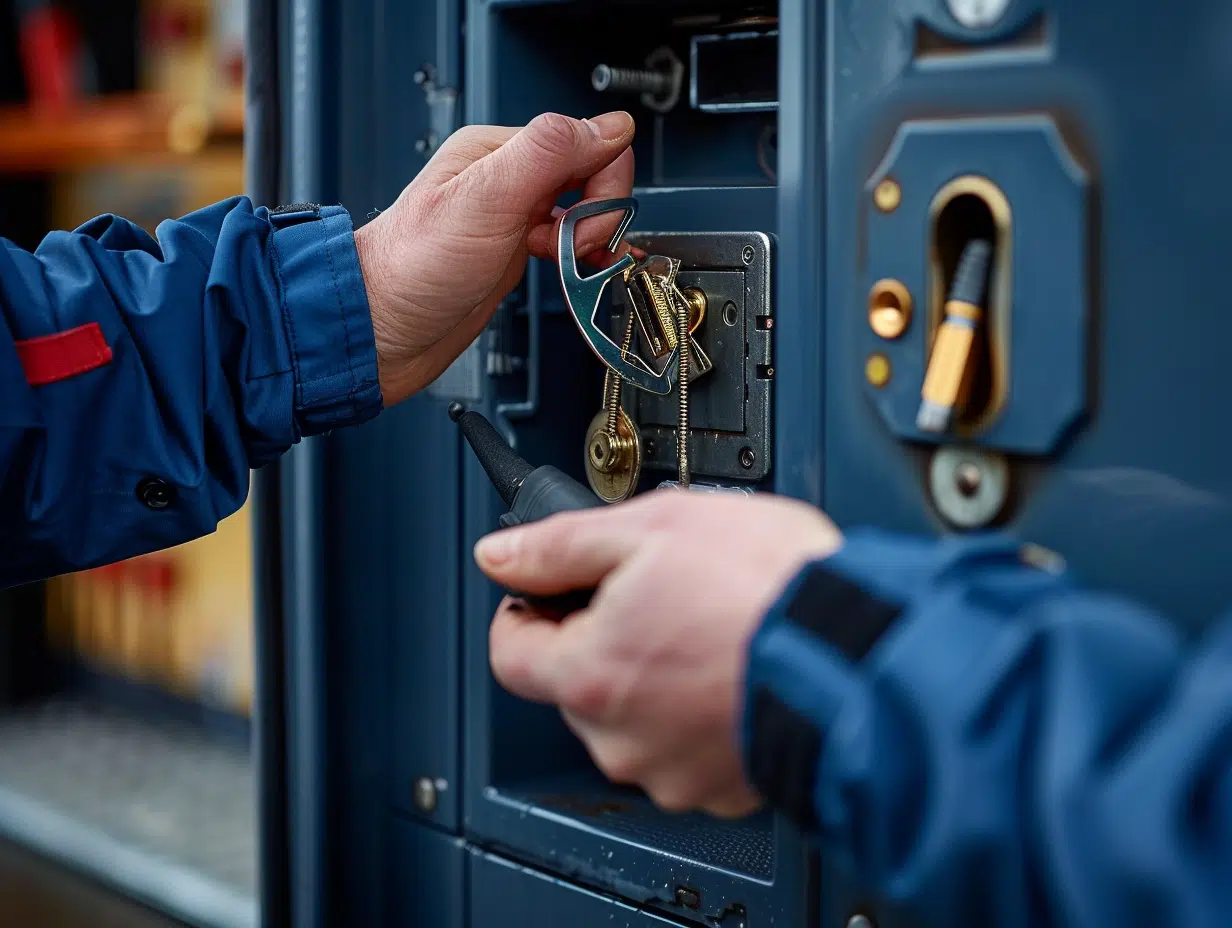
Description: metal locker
xmin=254 ymin=1 xmax=1232 ymax=926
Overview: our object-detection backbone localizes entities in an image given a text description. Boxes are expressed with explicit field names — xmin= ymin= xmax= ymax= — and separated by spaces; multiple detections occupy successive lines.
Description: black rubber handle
xmin=512 ymin=587 xmax=595 ymax=617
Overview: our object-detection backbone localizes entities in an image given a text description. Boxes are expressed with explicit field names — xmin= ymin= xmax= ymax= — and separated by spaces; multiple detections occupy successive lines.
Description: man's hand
xmin=474 ymin=490 xmax=843 ymax=817
xmin=353 ymin=111 xmax=636 ymax=405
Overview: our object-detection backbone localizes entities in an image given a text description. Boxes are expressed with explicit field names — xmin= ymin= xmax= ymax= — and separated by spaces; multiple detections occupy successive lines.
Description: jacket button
xmin=136 ymin=477 xmax=176 ymax=510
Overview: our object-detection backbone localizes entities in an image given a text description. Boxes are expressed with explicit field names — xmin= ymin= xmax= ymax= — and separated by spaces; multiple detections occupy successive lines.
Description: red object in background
xmin=131 ymin=556 xmax=178 ymax=595
xmin=18 ymin=5 xmax=84 ymax=110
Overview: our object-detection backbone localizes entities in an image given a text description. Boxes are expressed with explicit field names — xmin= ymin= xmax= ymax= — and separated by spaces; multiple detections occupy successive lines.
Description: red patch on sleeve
xmin=15 ymin=322 xmax=113 ymax=386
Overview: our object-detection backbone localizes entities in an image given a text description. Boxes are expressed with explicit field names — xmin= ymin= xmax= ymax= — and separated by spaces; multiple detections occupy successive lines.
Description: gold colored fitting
xmin=919 ymin=299 xmax=982 ymax=424
xmin=868 ymin=279 xmax=912 ymax=339
xmin=680 ymin=287 xmax=707 ymax=334
xmin=865 ymin=353 xmax=891 ymax=387
xmin=873 ymin=178 xmax=901 ymax=213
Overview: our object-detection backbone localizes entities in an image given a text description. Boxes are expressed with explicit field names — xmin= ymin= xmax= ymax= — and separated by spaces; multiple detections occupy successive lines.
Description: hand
xmin=354 ymin=111 xmax=637 ymax=405
xmin=474 ymin=490 xmax=844 ymax=817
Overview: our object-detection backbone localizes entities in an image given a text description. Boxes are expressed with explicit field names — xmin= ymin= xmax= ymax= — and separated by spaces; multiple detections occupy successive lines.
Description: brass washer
xmin=584 ymin=409 xmax=642 ymax=503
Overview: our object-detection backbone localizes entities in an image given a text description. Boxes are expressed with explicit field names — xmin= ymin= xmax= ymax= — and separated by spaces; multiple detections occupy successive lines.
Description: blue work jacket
xmin=1 ymin=197 xmax=1229 ymax=927
xmin=0 ymin=197 xmax=380 ymax=586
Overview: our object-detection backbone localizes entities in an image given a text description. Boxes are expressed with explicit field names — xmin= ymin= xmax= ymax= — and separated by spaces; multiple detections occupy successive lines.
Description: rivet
xmin=739 ymin=447 xmax=756 ymax=469
xmin=413 ymin=777 xmax=437 ymax=813
xmin=873 ymin=179 xmax=901 ymax=213
xmin=865 ymin=353 xmax=891 ymax=387
xmin=741 ymin=245 xmax=756 ymax=265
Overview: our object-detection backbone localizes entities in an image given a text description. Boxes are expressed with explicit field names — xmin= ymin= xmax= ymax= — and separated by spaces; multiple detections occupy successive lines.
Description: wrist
xmin=355 ymin=221 xmax=423 ymax=406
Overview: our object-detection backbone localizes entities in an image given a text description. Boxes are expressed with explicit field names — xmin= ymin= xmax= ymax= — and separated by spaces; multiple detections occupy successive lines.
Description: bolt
xmin=955 ymin=461 xmax=983 ymax=498
xmin=739 ymin=447 xmax=756 ymax=469
xmin=413 ymin=777 xmax=437 ymax=813
xmin=873 ymin=179 xmax=901 ymax=213
xmin=742 ymin=244 xmax=756 ymax=265
xmin=592 ymin=63 xmax=671 ymax=96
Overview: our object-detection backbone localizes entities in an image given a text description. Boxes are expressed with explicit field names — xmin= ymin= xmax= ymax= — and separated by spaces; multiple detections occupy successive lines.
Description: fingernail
xmin=585 ymin=111 xmax=633 ymax=141
xmin=475 ymin=530 xmax=517 ymax=567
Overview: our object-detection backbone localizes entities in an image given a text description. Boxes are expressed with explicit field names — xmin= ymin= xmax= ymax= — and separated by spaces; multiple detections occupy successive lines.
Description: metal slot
xmin=690 ymin=30 xmax=779 ymax=113
xmin=926 ymin=176 xmax=1012 ymax=433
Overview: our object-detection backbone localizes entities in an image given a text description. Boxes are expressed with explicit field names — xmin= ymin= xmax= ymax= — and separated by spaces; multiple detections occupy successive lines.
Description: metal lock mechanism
xmin=558 ymin=198 xmax=773 ymax=502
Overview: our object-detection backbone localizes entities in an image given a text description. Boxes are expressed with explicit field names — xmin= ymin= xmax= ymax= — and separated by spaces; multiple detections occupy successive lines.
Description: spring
xmin=605 ymin=310 xmax=637 ymax=437
xmin=592 ymin=64 xmax=672 ymax=96
xmin=676 ymin=298 xmax=691 ymax=488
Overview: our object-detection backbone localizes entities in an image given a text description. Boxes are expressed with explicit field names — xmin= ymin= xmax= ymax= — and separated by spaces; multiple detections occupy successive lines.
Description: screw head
xmin=413 ymin=777 xmax=437 ymax=812
xmin=741 ymin=244 xmax=756 ymax=265
xmin=739 ymin=447 xmax=756 ymax=469
xmin=847 ymin=916 xmax=875 ymax=928
xmin=865 ymin=353 xmax=891 ymax=388
xmin=954 ymin=461 xmax=983 ymax=498
xmin=873 ymin=178 xmax=901 ymax=213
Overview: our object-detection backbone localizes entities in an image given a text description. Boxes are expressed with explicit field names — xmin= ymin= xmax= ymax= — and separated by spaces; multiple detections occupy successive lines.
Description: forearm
xmin=0 ymin=198 xmax=381 ymax=586
xmin=743 ymin=530 xmax=1232 ymax=928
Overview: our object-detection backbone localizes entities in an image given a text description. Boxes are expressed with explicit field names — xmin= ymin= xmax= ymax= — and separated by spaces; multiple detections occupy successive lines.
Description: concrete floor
xmin=0 ymin=838 xmax=185 ymax=928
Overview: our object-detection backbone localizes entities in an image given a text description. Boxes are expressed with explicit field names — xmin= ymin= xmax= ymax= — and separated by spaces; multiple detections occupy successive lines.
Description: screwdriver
xmin=449 ymin=402 xmax=601 ymax=616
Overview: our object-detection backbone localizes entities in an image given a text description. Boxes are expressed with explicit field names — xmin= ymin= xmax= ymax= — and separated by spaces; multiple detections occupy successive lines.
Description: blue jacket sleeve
xmin=743 ymin=530 xmax=1232 ymax=928
xmin=0 ymin=198 xmax=382 ymax=587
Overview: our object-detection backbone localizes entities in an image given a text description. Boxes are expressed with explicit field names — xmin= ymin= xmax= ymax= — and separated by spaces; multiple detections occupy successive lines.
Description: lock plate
xmin=861 ymin=115 xmax=1090 ymax=455
xmin=615 ymin=231 xmax=774 ymax=481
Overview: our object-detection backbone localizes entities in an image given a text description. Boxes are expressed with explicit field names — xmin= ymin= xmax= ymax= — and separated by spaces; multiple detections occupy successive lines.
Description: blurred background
xmin=0 ymin=1 xmax=254 ymax=925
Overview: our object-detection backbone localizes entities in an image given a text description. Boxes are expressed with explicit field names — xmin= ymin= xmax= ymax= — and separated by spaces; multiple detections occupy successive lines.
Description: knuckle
xmin=649 ymin=784 xmax=695 ymax=814
xmin=526 ymin=518 xmax=579 ymax=572
xmin=559 ymin=667 xmax=613 ymax=719
xmin=640 ymin=489 xmax=690 ymax=533
xmin=594 ymin=750 xmax=643 ymax=786
xmin=488 ymin=628 xmax=531 ymax=690
xmin=525 ymin=112 xmax=580 ymax=159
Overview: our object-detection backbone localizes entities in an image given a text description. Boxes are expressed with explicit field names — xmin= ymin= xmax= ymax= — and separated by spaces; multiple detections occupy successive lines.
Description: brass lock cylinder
xmin=918 ymin=176 xmax=1012 ymax=434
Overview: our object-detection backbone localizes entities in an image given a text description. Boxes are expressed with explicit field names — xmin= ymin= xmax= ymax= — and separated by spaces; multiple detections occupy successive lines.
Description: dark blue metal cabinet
xmin=470 ymin=851 xmax=693 ymax=927
xmin=799 ymin=0 xmax=1232 ymax=925
xmin=458 ymin=2 xmax=813 ymax=926
xmin=265 ymin=0 xmax=1232 ymax=926
xmin=818 ymin=0 xmax=1232 ymax=633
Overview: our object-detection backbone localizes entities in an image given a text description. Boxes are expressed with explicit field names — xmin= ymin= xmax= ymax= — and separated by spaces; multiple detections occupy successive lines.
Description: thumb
xmin=467 ymin=111 xmax=635 ymax=217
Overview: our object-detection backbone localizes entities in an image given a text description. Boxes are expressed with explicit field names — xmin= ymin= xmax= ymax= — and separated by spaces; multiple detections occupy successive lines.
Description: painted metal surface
xmin=266 ymin=0 xmax=1232 ymax=925
xmin=821 ymin=0 xmax=1232 ymax=631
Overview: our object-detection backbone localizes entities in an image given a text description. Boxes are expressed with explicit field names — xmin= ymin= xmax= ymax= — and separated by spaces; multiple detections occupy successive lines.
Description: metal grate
xmin=0 ymin=698 xmax=257 ymax=928
xmin=515 ymin=785 xmax=776 ymax=880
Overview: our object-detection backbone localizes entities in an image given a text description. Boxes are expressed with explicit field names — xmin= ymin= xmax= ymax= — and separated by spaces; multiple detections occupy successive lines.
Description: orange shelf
xmin=0 ymin=93 xmax=244 ymax=174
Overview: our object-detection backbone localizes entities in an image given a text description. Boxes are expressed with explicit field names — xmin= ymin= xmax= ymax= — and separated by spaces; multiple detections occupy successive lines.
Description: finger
xmin=526 ymin=147 xmax=636 ymax=260
xmin=473 ymin=499 xmax=659 ymax=596
xmin=468 ymin=112 xmax=635 ymax=219
xmin=490 ymin=598 xmax=600 ymax=707
xmin=419 ymin=125 xmax=522 ymax=185
xmin=703 ymin=788 xmax=763 ymax=819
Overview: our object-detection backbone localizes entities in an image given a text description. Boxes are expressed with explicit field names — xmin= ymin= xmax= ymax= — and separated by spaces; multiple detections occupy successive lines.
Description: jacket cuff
xmin=741 ymin=529 xmax=1065 ymax=833
xmin=270 ymin=204 xmax=383 ymax=437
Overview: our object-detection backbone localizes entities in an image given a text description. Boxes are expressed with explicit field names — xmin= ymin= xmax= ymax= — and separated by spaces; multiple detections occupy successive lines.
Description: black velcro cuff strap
xmin=785 ymin=563 xmax=903 ymax=662
xmin=747 ymin=687 xmax=821 ymax=832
